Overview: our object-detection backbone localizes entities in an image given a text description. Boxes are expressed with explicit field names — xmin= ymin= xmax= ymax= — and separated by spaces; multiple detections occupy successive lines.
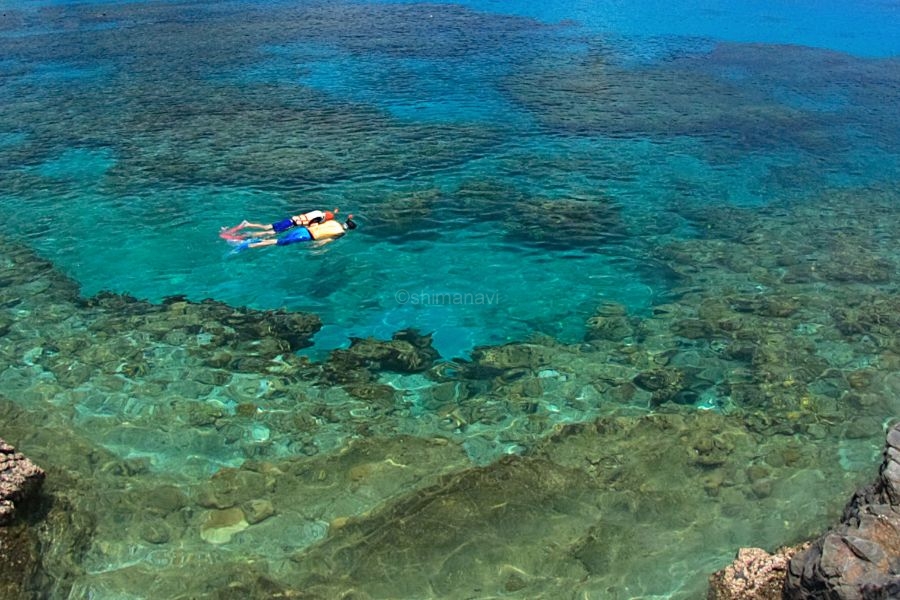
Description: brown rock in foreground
xmin=0 ymin=438 xmax=45 ymax=600
xmin=784 ymin=421 xmax=900 ymax=599
xmin=709 ymin=421 xmax=900 ymax=599
xmin=708 ymin=545 xmax=808 ymax=600
xmin=0 ymin=438 xmax=45 ymax=524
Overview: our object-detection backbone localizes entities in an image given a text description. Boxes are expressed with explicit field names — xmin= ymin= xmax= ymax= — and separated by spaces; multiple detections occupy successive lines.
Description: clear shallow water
xmin=1 ymin=0 xmax=899 ymax=598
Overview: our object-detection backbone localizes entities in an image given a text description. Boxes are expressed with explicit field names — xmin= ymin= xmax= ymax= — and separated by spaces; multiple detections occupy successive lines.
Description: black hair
xmin=345 ymin=217 xmax=358 ymax=230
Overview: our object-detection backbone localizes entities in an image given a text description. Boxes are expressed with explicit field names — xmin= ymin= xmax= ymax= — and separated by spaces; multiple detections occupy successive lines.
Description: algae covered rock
xmin=326 ymin=328 xmax=440 ymax=375
xmin=293 ymin=456 xmax=594 ymax=599
xmin=504 ymin=195 xmax=625 ymax=250
xmin=633 ymin=367 xmax=688 ymax=405
xmin=585 ymin=302 xmax=634 ymax=342
xmin=195 ymin=467 xmax=270 ymax=510
xmin=467 ymin=342 xmax=554 ymax=376
xmin=728 ymin=295 xmax=800 ymax=318
xmin=0 ymin=520 xmax=42 ymax=600
xmin=359 ymin=187 xmax=443 ymax=241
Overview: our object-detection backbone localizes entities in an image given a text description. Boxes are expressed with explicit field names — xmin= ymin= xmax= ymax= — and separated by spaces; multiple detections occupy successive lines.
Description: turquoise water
xmin=1 ymin=0 xmax=899 ymax=598
xmin=2 ymin=0 xmax=897 ymax=359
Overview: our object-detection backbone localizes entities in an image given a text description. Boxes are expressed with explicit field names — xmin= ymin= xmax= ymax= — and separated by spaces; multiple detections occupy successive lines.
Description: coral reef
xmin=322 ymin=329 xmax=441 ymax=403
xmin=504 ymin=194 xmax=626 ymax=251
xmin=358 ymin=188 xmax=444 ymax=243
xmin=502 ymin=51 xmax=815 ymax=151
xmin=0 ymin=2 xmax=526 ymax=192
xmin=453 ymin=178 xmax=529 ymax=222
xmin=501 ymin=42 xmax=899 ymax=162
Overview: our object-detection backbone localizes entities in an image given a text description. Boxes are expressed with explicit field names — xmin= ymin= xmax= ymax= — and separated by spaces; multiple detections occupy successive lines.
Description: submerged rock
xmin=0 ymin=520 xmax=42 ymax=600
xmin=467 ymin=342 xmax=554 ymax=375
xmin=504 ymin=195 xmax=625 ymax=251
xmin=200 ymin=507 xmax=248 ymax=545
xmin=83 ymin=293 xmax=322 ymax=364
xmin=326 ymin=328 xmax=440 ymax=377
xmin=585 ymin=302 xmax=634 ymax=342
xmin=359 ymin=188 xmax=443 ymax=242
xmin=294 ymin=455 xmax=594 ymax=599
xmin=633 ymin=367 xmax=688 ymax=405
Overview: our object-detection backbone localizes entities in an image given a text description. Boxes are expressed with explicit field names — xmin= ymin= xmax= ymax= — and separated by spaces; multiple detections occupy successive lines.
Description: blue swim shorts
xmin=276 ymin=227 xmax=313 ymax=245
xmin=271 ymin=218 xmax=295 ymax=233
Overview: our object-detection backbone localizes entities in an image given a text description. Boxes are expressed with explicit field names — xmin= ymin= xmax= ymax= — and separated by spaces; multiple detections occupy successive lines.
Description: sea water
xmin=1 ymin=0 xmax=899 ymax=598
xmin=2 ymin=0 xmax=897 ymax=360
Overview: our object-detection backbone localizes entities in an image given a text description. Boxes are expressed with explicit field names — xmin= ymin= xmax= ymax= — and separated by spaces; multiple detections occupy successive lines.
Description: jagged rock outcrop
xmin=784 ymin=422 xmax=900 ymax=599
xmin=0 ymin=439 xmax=45 ymax=524
xmin=708 ymin=545 xmax=808 ymax=600
xmin=709 ymin=422 xmax=900 ymax=599
xmin=0 ymin=439 xmax=45 ymax=600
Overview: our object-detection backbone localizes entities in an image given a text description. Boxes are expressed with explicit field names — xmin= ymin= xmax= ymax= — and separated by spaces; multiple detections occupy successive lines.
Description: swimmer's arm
xmin=247 ymin=238 xmax=278 ymax=249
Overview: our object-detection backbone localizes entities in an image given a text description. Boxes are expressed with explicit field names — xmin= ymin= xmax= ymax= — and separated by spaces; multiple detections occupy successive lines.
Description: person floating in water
xmin=220 ymin=208 xmax=338 ymax=241
xmin=230 ymin=215 xmax=357 ymax=252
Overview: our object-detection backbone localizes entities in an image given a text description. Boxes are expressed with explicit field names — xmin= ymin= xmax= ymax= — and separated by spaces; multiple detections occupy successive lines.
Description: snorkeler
xmin=220 ymin=208 xmax=339 ymax=241
xmin=231 ymin=215 xmax=357 ymax=252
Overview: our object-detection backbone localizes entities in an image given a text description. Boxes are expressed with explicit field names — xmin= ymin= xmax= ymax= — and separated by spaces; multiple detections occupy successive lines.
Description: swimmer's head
xmin=344 ymin=215 xmax=357 ymax=230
